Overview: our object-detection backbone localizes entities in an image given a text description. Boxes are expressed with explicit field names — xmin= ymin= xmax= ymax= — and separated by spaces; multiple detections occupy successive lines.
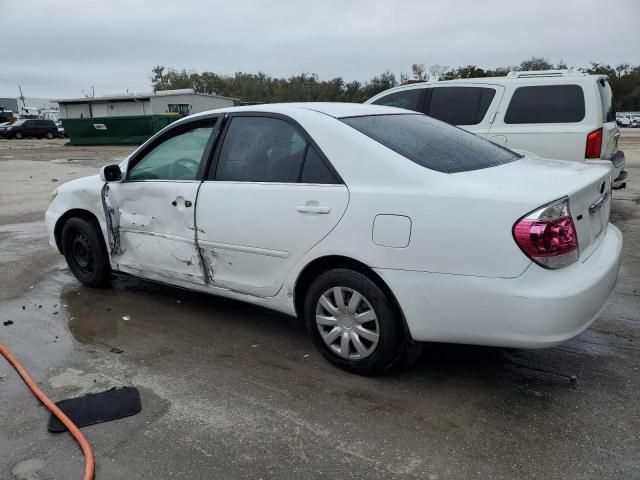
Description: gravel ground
xmin=0 ymin=132 xmax=639 ymax=479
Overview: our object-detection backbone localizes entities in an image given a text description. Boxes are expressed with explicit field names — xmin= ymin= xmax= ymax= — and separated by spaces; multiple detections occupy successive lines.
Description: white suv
xmin=366 ymin=70 xmax=628 ymax=189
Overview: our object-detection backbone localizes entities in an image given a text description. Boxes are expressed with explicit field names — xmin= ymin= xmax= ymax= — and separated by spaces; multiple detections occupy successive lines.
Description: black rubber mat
xmin=48 ymin=387 xmax=141 ymax=433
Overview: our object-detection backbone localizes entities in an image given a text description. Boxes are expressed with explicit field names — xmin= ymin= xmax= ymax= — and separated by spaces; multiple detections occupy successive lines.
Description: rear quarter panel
xmin=489 ymin=82 xmax=600 ymax=161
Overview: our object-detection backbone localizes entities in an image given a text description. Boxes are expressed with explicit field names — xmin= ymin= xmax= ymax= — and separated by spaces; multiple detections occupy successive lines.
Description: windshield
xmin=12 ymin=120 xmax=27 ymax=126
xmin=340 ymin=114 xmax=521 ymax=174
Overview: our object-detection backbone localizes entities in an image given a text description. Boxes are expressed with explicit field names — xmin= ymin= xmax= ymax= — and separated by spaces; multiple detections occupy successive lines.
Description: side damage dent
xmin=101 ymin=183 xmax=120 ymax=255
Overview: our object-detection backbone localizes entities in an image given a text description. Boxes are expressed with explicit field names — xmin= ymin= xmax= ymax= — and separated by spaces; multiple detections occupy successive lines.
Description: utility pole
xmin=18 ymin=85 xmax=26 ymax=109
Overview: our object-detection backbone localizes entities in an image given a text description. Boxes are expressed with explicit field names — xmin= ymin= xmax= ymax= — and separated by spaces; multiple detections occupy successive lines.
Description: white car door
xmin=106 ymin=119 xmax=219 ymax=286
xmin=195 ymin=114 xmax=349 ymax=297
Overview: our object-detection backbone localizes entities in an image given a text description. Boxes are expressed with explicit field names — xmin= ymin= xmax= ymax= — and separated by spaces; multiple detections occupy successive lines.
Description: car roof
xmin=185 ymin=102 xmax=413 ymax=122
xmin=366 ymin=71 xmax=609 ymax=100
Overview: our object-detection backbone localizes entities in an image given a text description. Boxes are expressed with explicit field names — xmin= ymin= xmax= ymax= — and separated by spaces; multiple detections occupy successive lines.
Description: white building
xmin=56 ymin=89 xmax=236 ymax=119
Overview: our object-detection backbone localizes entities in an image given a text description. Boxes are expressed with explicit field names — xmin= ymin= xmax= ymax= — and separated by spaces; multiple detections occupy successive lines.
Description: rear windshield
xmin=598 ymin=79 xmax=615 ymax=122
xmin=341 ymin=114 xmax=521 ymax=174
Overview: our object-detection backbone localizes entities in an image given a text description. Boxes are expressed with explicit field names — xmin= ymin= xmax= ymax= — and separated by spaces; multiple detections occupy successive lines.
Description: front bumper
xmin=45 ymin=206 xmax=62 ymax=251
xmin=375 ymin=223 xmax=622 ymax=348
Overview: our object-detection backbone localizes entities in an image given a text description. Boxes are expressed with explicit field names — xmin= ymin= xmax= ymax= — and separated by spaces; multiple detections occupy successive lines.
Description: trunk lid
xmin=453 ymin=156 xmax=611 ymax=260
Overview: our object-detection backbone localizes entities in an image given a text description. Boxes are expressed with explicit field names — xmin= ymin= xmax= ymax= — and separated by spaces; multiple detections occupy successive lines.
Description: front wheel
xmin=304 ymin=269 xmax=403 ymax=375
xmin=14 ymin=131 xmax=23 ymax=139
xmin=61 ymin=217 xmax=111 ymax=287
xmin=45 ymin=130 xmax=55 ymax=139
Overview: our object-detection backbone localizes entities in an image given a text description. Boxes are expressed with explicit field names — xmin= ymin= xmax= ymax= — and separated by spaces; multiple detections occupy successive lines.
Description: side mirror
xmin=100 ymin=164 xmax=122 ymax=182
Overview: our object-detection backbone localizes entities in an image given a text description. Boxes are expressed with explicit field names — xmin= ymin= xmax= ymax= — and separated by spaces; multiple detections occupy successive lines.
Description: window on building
xmin=168 ymin=104 xmax=191 ymax=116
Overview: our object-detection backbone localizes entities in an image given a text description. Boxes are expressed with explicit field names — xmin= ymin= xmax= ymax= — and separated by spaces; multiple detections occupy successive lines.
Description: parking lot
xmin=0 ymin=132 xmax=639 ymax=479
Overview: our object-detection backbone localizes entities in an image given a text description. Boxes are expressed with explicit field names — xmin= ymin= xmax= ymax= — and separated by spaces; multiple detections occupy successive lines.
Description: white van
xmin=366 ymin=70 xmax=628 ymax=189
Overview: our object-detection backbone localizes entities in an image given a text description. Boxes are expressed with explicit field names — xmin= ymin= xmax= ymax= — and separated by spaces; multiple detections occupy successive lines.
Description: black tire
xmin=45 ymin=130 xmax=54 ymax=139
xmin=304 ymin=268 xmax=403 ymax=375
xmin=14 ymin=131 xmax=23 ymax=139
xmin=61 ymin=217 xmax=111 ymax=288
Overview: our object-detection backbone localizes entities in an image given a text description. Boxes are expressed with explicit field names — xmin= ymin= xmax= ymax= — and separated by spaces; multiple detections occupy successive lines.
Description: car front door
xmin=195 ymin=114 xmax=349 ymax=297
xmin=24 ymin=120 xmax=39 ymax=137
xmin=105 ymin=119 xmax=219 ymax=286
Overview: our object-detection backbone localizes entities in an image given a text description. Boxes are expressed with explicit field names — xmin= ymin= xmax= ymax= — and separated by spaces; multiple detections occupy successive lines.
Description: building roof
xmin=56 ymin=89 xmax=236 ymax=104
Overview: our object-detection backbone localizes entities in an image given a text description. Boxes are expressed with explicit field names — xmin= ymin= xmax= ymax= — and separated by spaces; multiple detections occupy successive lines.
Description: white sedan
xmin=45 ymin=103 xmax=622 ymax=375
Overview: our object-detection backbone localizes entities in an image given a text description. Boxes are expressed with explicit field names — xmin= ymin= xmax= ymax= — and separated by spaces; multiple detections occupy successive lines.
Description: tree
xmin=150 ymin=65 xmax=167 ymax=91
xmin=429 ymin=64 xmax=449 ymax=77
xmin=615 ymin=63 xmax=631 ymax=79
xmin=411 ymin=63 xmax=427 ymax=81
xmin=150 ymin=59 xmax=640 ymax=111
xmin=448 ymin=65 xmax=486 ymax=79
xmin=518 ymin=56 xmax=553 ymax=71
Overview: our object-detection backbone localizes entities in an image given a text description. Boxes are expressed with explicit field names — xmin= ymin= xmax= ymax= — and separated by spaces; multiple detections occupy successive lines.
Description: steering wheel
xmin=169 ymin=157 xmax=200 ymax=180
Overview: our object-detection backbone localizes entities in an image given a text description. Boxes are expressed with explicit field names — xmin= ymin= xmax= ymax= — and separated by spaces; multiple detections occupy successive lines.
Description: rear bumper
xmin=376 ymin=223 xmax=622 ymax=348
xmin=612 ymin=170 xmax=628 ymax=190
xmin=610 ymin=151 xmax=627 ymax=189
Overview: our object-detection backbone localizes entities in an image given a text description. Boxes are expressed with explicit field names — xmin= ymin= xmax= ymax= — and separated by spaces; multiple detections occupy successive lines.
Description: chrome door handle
xmin=297 ymin=205 xmax=331 ymax=214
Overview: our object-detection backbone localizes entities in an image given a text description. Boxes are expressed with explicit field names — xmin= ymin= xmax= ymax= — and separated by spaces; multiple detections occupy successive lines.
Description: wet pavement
xmin=1 ymin=136 xmax=639 ymax=479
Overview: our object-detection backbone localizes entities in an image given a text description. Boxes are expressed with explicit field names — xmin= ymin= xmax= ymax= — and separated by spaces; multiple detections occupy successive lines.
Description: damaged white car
xmin=46 ymin=103 xmax=622 ymax=375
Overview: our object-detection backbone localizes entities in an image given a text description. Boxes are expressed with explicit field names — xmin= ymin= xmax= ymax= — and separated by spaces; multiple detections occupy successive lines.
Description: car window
xmin=504 ymin=85 xmax=585 ymax=124
xmin=371 ymin=89 xmax=424 ymax=112
xmin=426 ymin=87 xmax=496 ymax=126
xmin=597 ymin=79 xmax=615 ymax=123
xmin=341 ymin=114 xmax=520 ymax=174
xmin=215 ymin=116 xmax=308 ymax=183
xmin=300 ymin=145 xmax=339 ymax=184
xmin=127 ymin=123 xmax=215 ymax=181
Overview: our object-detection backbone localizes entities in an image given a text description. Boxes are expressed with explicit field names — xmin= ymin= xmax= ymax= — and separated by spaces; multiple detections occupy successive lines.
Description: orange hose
xmin=0 ymin=343 xmax=94 ymax=480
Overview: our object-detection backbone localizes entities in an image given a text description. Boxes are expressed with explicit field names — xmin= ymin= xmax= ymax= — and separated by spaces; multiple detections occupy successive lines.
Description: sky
xmin=1 ymin=0 xmax=639 ymax=99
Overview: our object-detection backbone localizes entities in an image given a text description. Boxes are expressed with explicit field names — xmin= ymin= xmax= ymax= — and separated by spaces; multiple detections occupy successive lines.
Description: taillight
xmin=585 ymin=127 xmax=602 ymax=159
xmin=513 ymin=197 xmax=579 ymax=269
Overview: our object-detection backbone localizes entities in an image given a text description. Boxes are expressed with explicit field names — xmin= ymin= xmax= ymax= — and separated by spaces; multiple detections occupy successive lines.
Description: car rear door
xmin=195 ymin=114 xmax=349 ymax=298
xmin=24 ymin=120 xmax=39 ymax=137
xmin=423 ymin=85 xmax=505 ymax=138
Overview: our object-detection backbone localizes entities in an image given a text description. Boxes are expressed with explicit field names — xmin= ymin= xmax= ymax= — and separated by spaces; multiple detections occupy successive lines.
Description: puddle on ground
xmin=63 ymin=275 xmax=303 ymax=356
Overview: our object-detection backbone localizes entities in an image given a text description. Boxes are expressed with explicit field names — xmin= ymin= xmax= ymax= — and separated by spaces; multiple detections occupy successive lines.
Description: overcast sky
xmin=1 ymin=0 xmax=639 ymax=99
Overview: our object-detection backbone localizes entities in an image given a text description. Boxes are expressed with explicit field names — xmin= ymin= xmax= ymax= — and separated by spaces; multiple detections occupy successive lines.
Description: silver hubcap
xmin=315 ymin=286 xmax=380 ymax=360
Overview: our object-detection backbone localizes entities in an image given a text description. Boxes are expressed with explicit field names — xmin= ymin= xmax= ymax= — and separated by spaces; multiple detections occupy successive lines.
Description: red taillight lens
xmin=513 ymin=197 xmax=579 ymax=269
xmin=585 ymin=127 xmax=602 ymax=159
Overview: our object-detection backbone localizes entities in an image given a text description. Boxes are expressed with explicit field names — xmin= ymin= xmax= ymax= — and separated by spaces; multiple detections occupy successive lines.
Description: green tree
xmin=518 ymin=56 xmax=554 ymax=71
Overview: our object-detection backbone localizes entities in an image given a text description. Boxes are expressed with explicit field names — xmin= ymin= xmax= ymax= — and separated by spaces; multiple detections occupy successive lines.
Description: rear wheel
xmin=304 ymin=269 xmax=402 ymax=375
xmin=61 ymin=217 xmax=111 ymax=287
